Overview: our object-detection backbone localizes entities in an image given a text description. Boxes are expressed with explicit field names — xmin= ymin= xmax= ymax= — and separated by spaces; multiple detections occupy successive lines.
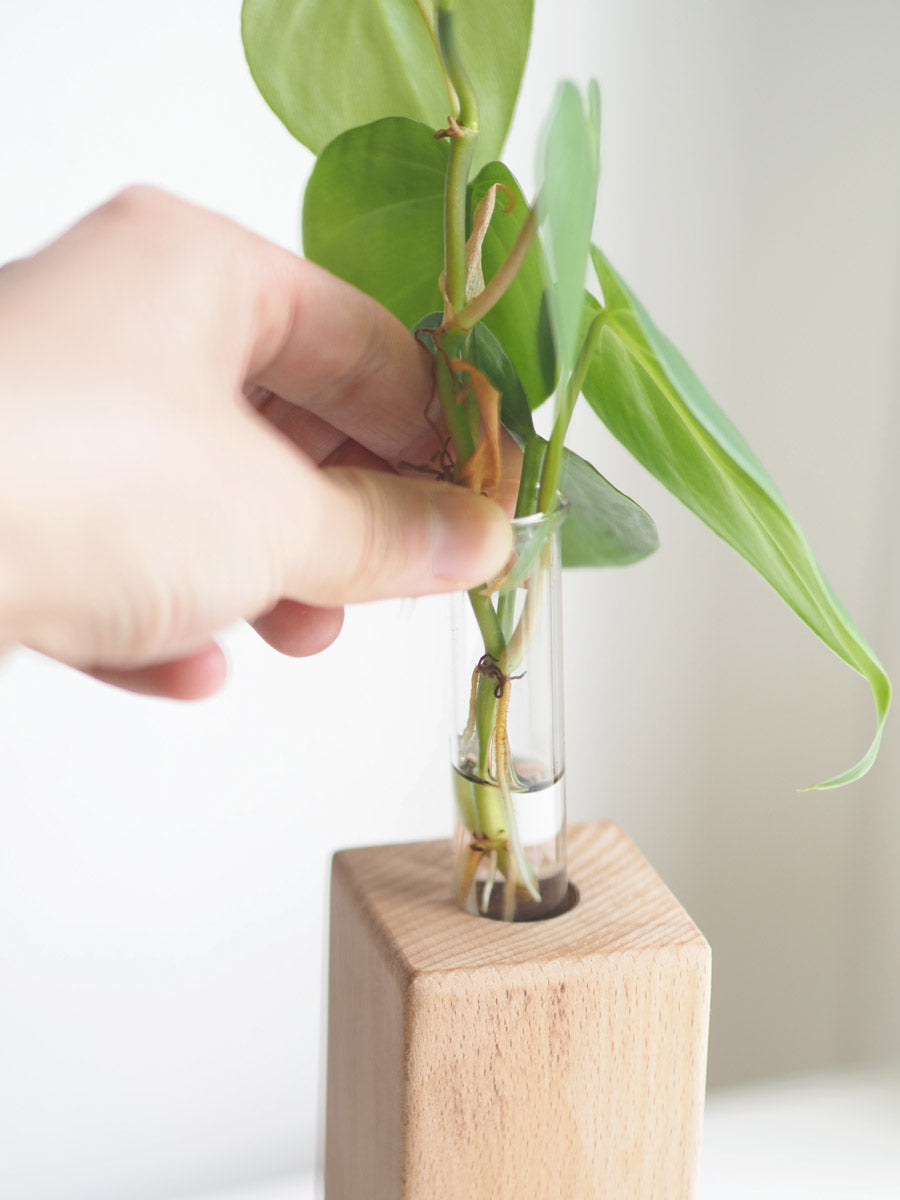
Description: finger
xmin=246 ymin=253 xmax=438 ymax=462
xmin=85 ymin=642 xmax=228 ymax=700
xmin=252 ymin=600 xmax=344 ymax=657
xmin=321 ymin=443 xmax=393 ymax=472
xmin=247 ymin=389 xmax=348 ymax=465
xmin=17 ymin=191 xmax=438 ymax=468
xmin=280 ymin=466 xmax=513 ymax=606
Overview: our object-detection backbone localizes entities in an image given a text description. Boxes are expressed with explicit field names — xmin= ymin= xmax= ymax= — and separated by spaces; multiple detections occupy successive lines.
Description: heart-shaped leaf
xmin=242 ymin=0 xmax=533 ymax=172
xmin=302 ymin=118 xmax=447 ymax=329
xmin=304 ymin=121 xmax=557 ymax=406
xmin=585 ymin=248 xmax=891 ymax=787
xmin=556 ymin=445 xmax=658 ymax=568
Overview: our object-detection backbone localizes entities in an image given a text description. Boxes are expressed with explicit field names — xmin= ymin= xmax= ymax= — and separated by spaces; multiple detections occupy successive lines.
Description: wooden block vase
xmin=324 ymin=821 xmax=711 ymax=1199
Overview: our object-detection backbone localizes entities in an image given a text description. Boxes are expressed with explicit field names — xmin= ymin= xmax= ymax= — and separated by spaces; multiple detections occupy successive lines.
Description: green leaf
xmin=586 ymin=248 xmax=891 ymax=787
xmin=506 ymin=434 xmax=658 ymax=571
xmin=458 ymin=320 xmax=534 ymax=445
xmin=470 ymin=162 xmax=556 ymax=409
xmin=302 ymin=119 xmax=447 ymax=329
xmin=556 ymin=445 xmax=659 ymax=568
xmin=241 ymin=0 xmax=533 ymax=172
xmin=536 ymin=80 xmax=601 ymax=373
xmin=412 ymin=310 xmax=533 ymax=445
xmin=300 ymin=122 xmax=555 ymax=390
xmin=414 ymin=312 xmax=656 ymax=569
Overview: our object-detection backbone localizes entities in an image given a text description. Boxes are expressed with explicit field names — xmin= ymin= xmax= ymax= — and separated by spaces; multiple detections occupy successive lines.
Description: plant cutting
xmin=241 ymin=0 xmax=891 ymax=920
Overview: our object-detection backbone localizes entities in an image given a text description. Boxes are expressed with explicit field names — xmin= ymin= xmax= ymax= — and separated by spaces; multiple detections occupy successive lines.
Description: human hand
xmin=0 ymin=188 xmax=514 ymax=698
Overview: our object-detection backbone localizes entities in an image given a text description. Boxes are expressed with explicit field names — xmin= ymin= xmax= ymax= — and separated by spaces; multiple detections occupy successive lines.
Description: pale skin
xmin=0 ymin=187 xmax=515 ymax=699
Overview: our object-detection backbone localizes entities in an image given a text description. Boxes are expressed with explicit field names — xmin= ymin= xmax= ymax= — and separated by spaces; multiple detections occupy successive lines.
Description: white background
xmin=2 ymin=2 xmax=899 ymax=1198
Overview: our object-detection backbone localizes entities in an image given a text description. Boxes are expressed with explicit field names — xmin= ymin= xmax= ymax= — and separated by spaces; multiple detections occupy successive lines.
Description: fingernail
xmin=430 ymin=490 xmax=513 ymax=587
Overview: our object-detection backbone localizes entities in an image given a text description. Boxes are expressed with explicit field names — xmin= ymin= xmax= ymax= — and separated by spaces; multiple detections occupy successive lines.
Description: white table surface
xmin=697 ymin=1068 xmax=900 ymax=1199
xmin=172 ymin=1180 xmax=316 ymax=1200
xmin=171 ymin=1068 xmax=900 ymax=1200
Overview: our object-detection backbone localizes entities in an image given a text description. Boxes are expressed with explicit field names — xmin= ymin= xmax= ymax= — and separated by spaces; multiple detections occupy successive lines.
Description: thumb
xmin=283 ymin=466 xmax=513 ymax=606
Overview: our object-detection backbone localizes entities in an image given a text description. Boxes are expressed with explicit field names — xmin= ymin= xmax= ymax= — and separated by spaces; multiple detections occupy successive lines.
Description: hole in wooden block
xmin=473 ymin=879 xmax=580 ymax=922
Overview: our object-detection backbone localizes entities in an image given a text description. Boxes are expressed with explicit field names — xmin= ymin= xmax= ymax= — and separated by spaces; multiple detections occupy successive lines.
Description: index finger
xmin=245 ymin=245 xmax=439 ymax=465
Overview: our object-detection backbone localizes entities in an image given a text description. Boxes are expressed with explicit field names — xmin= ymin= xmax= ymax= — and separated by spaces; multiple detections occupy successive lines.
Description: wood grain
xmin=324 ymin=822 xmax=711 ymax=1199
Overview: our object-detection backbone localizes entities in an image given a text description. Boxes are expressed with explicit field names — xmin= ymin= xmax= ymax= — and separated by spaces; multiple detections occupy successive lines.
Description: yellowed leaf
xmin=450 ymin=357 xmax=502 ymax=494
xmin=465 ymin=182 xmax=515 ymax=304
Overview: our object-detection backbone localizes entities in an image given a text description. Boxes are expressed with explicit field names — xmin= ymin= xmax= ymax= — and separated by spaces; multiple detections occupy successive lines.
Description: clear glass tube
xmin=450 ymin=498 xmax=568 ymax=921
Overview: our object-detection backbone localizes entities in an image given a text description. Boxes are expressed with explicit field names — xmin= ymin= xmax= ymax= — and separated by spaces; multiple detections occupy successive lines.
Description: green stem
xmin=537 ymin=309 xmax=607 ymax=512
xmin=516 ymin=434 xmax=547 ymax=519
xmin=437 ymin=0 xmax=503 ymax=777
xmin=415 ymin=0 xmax=459 ymax=117
xmin=444 ymin=136 xmax=476 ymax=313
xmin=469 ymin=591 xmax=504 ymax=780
xmin=468 ymin=588 xmax=504 ymax=659
xmin=437 ymin=3 xmax=479 ymax=313
xmin=537 ymin=404 xmax=567 ymax=516
xmin=433 ymin=330 xmax=475 ymax=464
xmin=436 ymin=2 xmax=479 ymax=130
xmin=435 ymin=2 xmax=540 ymax=910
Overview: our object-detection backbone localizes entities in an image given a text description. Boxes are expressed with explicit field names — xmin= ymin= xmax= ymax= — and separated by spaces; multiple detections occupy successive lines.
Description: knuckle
xmin=344 ymin=471 xmax=386 ymax=593
xmin=340 ymin=469 xmax=401 ymax=599
xmin=99 ymin=184 xmax=173 ymax=226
